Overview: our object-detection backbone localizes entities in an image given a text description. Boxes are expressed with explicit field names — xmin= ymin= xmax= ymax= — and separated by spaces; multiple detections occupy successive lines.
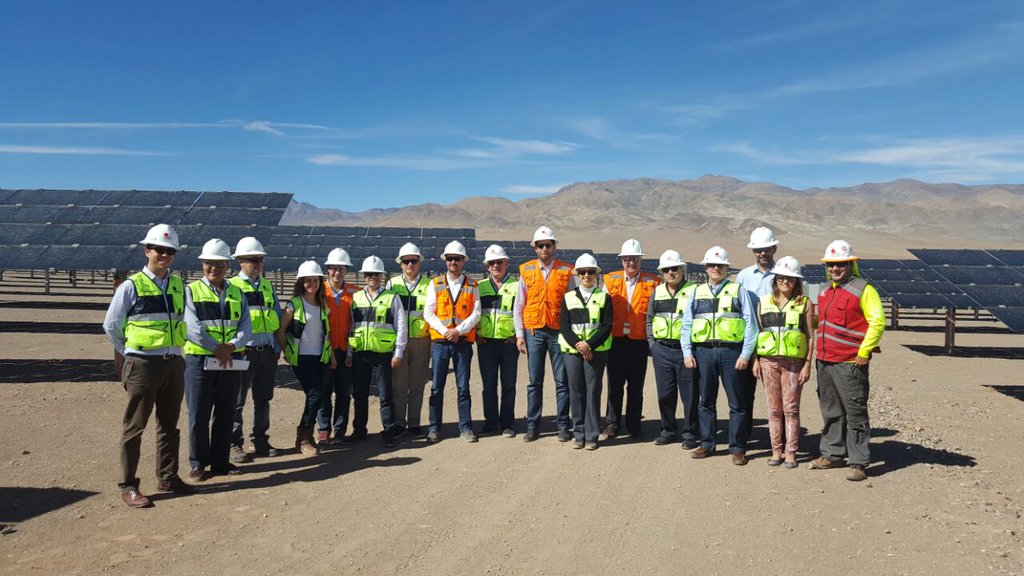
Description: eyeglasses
xmin=621 ymin=256 xmax=641 ymax=263
xmin=401 ymin=259 xmax=420 ymax=266
xmin=202 ymin=261 xmax=228 ymax=269
xmin=705 ymin=264 xmax=727 ymax=269
xmin=826 ymin=262 xmax=850 ymax=268
xmin=661 ymin=266 xmax=681 ymax=273
xmin=147 ymin=245 xmax=177 ymax=256
xmin=445 ymin=256 xmax=465 ymax=263
xmin=534 ymin=243 xmax=554 ymax=250
xmin=753 ymin=248 xmax=774 ymax=254
xmin=240 ymin=257 xmax=265 ymax=264
xmin=776 ymin=277 xmax=797 ymax=283
xmin=577 ymin=269 xmax=597 ymax=276
xmin=326 ymin=266 xmax=347 ymax=273
xmin=487 ymin=260 xmax=506 ymax=267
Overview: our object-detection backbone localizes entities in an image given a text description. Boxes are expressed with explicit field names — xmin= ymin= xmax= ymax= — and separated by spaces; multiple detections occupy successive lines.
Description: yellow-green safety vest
xmin=124 ymin=272 xmax=187 ymax=350
xmin=558 ymin=290 xmax=612 ymax=354
xmin=649 ymin=282 xmax=696 ymax=341
xmin=690 ymin=282 xmax=745 ymax=344
xmin=477 ymin=276 xmax=518 ymax=340
xmin=756 ymin=293 xmax=809 ymax=359
xmin=229 ymin=276 xmax=280 ymax=335
xmin=389 ymin=275 xmax=431 ymax=339
xmin=283 ymin=296 xmax=332 ymax=366
xmin=183 ymin=280 xmax=246 ymax=355
xmin=349 ymin=290 xmax=398 ymax=354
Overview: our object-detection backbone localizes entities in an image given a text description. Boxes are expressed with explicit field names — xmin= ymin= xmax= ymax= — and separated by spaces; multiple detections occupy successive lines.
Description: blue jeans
xmin=185 ymin=355 xmax=241 ymax=470
xmin=429 ymin=340 xmax=474 ymax=433
xmin=524 ymin=328 xmax=570 ymax=431
xmin=317 ymin=348 xmax=353 ymax=435
xmin=694 ymin=345 xmax=750 ymax=454
xmin=291 ymin=355 xmax=327 ymax=429
xmin=477 ymin=338 xmax=519 ymax=431
xmin=352 ymin=351 xmax=396 ymax=435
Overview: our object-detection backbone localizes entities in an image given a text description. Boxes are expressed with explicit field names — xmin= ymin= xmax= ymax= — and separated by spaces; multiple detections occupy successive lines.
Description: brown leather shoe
xmin=690 ymin=446 xmax=713 ymax=459
xmin=846 ymin=464 xmax=868 ymax=481
xmin=121 ymin=488 xmax=153 ymax=508
xmin=731 ymin=452 xmax=748 ymax=466
xmin=810 ymin=456 xmax=845 ymax=470
xmin=157 ymin=475 xmax=196 ymax=494
xmin=188 ymin=467 xmax=207 ymax=482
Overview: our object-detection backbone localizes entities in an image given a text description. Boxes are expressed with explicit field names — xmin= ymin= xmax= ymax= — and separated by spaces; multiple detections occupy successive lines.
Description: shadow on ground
xmin=903 ymin=344 xmax=1024 ymax=359
xmin=985 ymin=385 xmax=1024 ymax=402
xmin=0 ymin=321 xmax=104 ymax=335
xmin=0 ymin=487 xmax=98 ymax=524
xmin=0 ymin=359 xmax=114 ymax=383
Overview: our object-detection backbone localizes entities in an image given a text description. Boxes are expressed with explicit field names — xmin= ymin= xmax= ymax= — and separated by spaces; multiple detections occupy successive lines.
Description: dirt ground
xmin=1 ymin=271 xmax=1022 ymax=576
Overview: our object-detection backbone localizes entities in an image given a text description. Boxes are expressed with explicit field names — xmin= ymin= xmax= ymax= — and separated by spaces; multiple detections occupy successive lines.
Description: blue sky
xmin=2 ymin=1 xmax=1023 ymax=211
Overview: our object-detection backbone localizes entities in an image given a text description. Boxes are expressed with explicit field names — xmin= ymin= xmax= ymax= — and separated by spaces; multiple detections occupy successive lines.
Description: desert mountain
xmin=280 ymin=176 xmax=1024 ymax=260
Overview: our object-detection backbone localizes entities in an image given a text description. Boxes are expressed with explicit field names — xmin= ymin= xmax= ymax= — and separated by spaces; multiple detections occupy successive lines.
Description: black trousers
xmin=604 ymin=337 xmax=649 ymax=435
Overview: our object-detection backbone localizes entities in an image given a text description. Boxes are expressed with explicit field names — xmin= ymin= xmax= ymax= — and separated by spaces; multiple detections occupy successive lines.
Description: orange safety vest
xmin=429 ymin=274 xmax=478 ymax=343
xmin=324 ymin=279 xmax=358 ymax=351
xmin=604 ymin=270 xmax=660 ymax=339
xmin=519 ymin=259 xmax=573 ymax=330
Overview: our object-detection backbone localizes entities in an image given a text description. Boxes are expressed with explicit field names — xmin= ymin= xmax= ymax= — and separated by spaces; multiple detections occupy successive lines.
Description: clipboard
xmin=204 ymin=357 xmax=250 ymax=371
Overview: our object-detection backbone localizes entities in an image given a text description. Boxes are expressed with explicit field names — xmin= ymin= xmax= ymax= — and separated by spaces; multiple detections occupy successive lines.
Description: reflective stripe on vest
xmin=125 ymin=272 xmax=187 ymax=350
xmin=650 ymin=282 xmax=695 ymax=341
xmin=390 ymin=274 xmax=431 ymax=338
xmin=558 ymin=290 xmax=611 ymax=354
xmin=756 ymin=293 xmax=808 ymax=359
xmin=283 ymin=296 xmax=332 ymax=366
xmin=429 ymin=275 xmax=478 ymax=343
xmin=183 ymin=280 xmax=246 ymax=355
xmin=816 ymin=277 xmax=870 ymax=362
xmin=690 ymin=282 xmax=745 ymax=343
xmin=229 ymin=276 xmax=280 ymax=334
xmin=520 ymin=260 xmax=573 ymax=330
xmin=349 ymin=290 xmax=398 ymax=353
xmin=477 ymin=275 xmax=518 ymax=340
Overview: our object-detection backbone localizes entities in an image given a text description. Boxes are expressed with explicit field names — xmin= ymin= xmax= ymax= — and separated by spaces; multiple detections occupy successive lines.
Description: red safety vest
xmin=816 ymin=277 xmax=869 ymax=362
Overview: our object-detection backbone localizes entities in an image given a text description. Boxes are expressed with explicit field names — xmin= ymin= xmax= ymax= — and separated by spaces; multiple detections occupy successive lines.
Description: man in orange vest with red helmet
xmin=811 ymin=240 xmax=885 ymax=482
xmin=514 ymin=226 xmax=575 ymax=442
xmin=602 ymin=238 xmax=660 ymax=441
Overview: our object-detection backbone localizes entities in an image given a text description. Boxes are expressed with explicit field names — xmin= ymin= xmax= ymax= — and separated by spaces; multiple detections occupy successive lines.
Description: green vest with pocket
xmin=124 ymin=272 xmax=187 ymax=350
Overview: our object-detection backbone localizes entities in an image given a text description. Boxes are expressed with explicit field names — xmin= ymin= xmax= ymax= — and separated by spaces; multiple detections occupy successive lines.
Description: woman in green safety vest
xmin=557 ymin=254 xmax=613 ymax=451
xmin=752 ymin=256 xmax=815 ymax=469
xmin=276 ymin=260 xmax=336 ymax=457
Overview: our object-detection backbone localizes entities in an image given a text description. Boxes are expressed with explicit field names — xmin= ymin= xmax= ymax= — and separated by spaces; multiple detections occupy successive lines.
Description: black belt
xmin=656 ymin=340 xmax=682 ymax=349
xmin=694 ymin=341 xmax=743 ymax=349
xmin=126 ymin=352 xmax=180 ymax=360
xmin=478 ymin=336 xmax=516 ymax=343
xmin=247 ymin=345 xmax=274 ymax=352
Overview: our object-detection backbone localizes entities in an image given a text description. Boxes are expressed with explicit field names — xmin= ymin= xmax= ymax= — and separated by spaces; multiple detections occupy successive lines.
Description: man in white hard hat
xmin=602 ymin=238 xmax=660 ymax=441
xmin=317 ymin=248 xmax=358 ymax=445
xmin=228 ymin=237 xmax=283 ymax=462
xmin=811 ymin=240 xmax=885 ymax=481
xmin=346 ymin=255 xmax=407 ymax=447
xmin=423 ymin=240 xmax=481 ymax=443
xmin=103 ymin=224 xmax=194 ymax=508
xmin=385 ymin=242 xmax=432 ymax=439
xmin=680 ymin=246 xmax=759 ymax=465
xmin=476 ymin=244 xmax=520 ymax=437
xmin=182 ymin=239 xmax=252 ymax=481
xmin=514 ymin=226 xmax=575 ymax=442
xmin=735 ymin=226 xmax=780 ymax=449
xmin=645 ymin=249 xmax=699 ymax=448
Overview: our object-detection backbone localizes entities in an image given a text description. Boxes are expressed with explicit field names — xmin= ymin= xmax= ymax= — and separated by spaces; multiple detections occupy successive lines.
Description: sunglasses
xmin=776 ymin=277 xmax=797 ymax=283
xmin=147 ymin=245 xmax=177 ymax=256
xmin=577 ymin=269 xmax=597 ymax=276
xmin=534 ymin=243 xmax=554 ymax=250
xmin=705 ymin=264 xmax=727 ymax=269
xmin=753 ymin=248 xmax=774 ymax=254
xmin=401 ymin=259 xmax=420 ymax=266
xmin=661 ymin=266 xmax=681 ymax=273
xmin=240 ymin=257 xmax=265 ymax=264
xmin=487 ymin=260 xmax=506 ymax=266
xmin=202 ymin=261 xmax=228 ymax=269
xmin=621 ymin=256 xmax=641 ymax=263
xmin=327 ymin=266 xmax=347 ymax=272
xmin=445 ymin=256 xmax=465 ymax=263
xmin=827 ymin=262 xmax=851 ymax=268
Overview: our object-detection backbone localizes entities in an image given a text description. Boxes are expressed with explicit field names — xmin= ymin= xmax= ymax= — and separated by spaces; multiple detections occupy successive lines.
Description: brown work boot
xmin=731 ymin=452 xmax=748 ymax=466
xmin=297 ymin=427 xmax=319 ymax=456
xmin=121 ymin=488 xmax=153 ymax=509
xmin=810 ymin=456 xmax=845 ymax=470
xmin=846 ymin=464 xmax=868 ymax=481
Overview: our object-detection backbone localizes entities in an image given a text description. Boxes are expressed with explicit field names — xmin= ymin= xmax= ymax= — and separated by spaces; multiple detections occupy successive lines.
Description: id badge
xmin=623 ymin=322 xmax=631 ymax=335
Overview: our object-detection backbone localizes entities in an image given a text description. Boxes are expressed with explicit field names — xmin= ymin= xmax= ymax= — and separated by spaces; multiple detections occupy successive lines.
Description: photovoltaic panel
xmin=0 ymin=190 xmax=16 ymax=204
xmin=931 ymin=266 xmax=1024 ymax=286
xmin=0 ymin=246 xmax=46 ymax=269
xmin=984 ymin=307 xmax=1024 ymax=332
xmin=959 ymin=285 xmax=1024 ymax=307
xmin=81 ymin=206 xmax=184 ymax=225
xmin=858 ymin=259 xmax=905 ymax=270
xmin=98 ymin=190 xmax=201 ymax=207
xmin=39 ymin=245 xmax=140 ymax=270
xmin=909 ymin=248 xmax=1001 ymax=267
xmin=887 ymin=293 xmax=957 ymax=309
xmin=1 ymin=189 xmax=111 ymax=206
xmin=0 ymin=205 xmax=92 ymax=224
xmin=858 ymin=268 xmax=906 ymax=282
xmin=178 ymin=207 xmax=264 ymax=226
xmin=987 ymin=250 xmax=1024 ymax=266
xmin=0 ymin=224 xmax=73 ymax=245
xmin=192 ymin=191 xmax=292 ymax=210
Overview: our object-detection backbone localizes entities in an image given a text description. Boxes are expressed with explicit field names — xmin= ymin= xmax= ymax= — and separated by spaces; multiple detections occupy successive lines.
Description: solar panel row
xmin=909 ymin=248 xmax=1024 ymax=332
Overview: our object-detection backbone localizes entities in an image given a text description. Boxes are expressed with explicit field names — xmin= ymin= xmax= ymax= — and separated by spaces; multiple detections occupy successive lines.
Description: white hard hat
xmin=198 ymin=238 xmax=233 ymax=261
xmin=618 ymin=238 xmax=645 ymax=257
xmin=531 ymin=226 xmax=557 ymax=246
xmin=574 ymin=253 xmax=600 ymax=273
xmin=325 ymin=248 xmax=353 ymax=267
xmin=658 ymin=249 xmax=685 ymax=271
xmin=747 ymin=226 xmax=779 ymax=249
xmin=395 ymin=242 xmax=423 ymax=264
xmin=770 ymin=256 xmax=803 ymax=278
xmin=359 ymin=255 xmax=386 ymax=274
xmin=296 ymin=260 xmax=325 ymax=278
xmin=140 ymin=224 xmax=180 ymax=250
xmin=821 ymin=240 xmax=858 ymax=263
xmin=233 ymin=236 xmax=267 ymax=258
xmin=440 ymin=241 xmax=468 ymax=259
xmin=483 ymin=244 xmax=509 ymax=263
xmin=700 ymin=246 xmax=731 ymax=266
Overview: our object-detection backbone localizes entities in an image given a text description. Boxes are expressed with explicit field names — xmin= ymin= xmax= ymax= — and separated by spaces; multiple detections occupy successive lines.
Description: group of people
xmin=103 ymin=223 xmax=885 ymax=509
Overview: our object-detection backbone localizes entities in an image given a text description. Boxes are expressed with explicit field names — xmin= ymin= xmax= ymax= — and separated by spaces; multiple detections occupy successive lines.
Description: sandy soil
xmin=1 ymin=272 xmax=1022 ymax=576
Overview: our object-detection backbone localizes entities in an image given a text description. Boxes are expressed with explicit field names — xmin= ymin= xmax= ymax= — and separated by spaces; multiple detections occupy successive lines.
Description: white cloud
xmin=244 ymin=121 xmax=286 ymax=136
xmin=0 ymin=119 xmax=336 ymax=134
xmin=473 ymin=136 xmax=578 ymax=155
xmin=306 ymin=153 xmax=487 ymax=171
xmin=499 ymin=183 xmax=567 ymax=195
xmin=0 ymin=145 xmax=170 ymax=156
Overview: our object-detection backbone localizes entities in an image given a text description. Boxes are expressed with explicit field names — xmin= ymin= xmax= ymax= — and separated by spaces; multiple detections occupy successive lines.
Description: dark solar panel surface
xmin=985 ymin=307 xmax=1024 ymax=332
xmin=910 ymin=248 xmax=1001 ymax=267
xmin=988 ymin=250 xmax=1024 ymax=266
xmin=960 ymin=285 xmax=1024 ymax=307
xmin=932 ymin=266 xmax=1024 ymax=286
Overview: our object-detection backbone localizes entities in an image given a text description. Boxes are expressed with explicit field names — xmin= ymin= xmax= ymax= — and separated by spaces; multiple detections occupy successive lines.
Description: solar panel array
xmin=909 ymin=249 xmax=1024 ymax=332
